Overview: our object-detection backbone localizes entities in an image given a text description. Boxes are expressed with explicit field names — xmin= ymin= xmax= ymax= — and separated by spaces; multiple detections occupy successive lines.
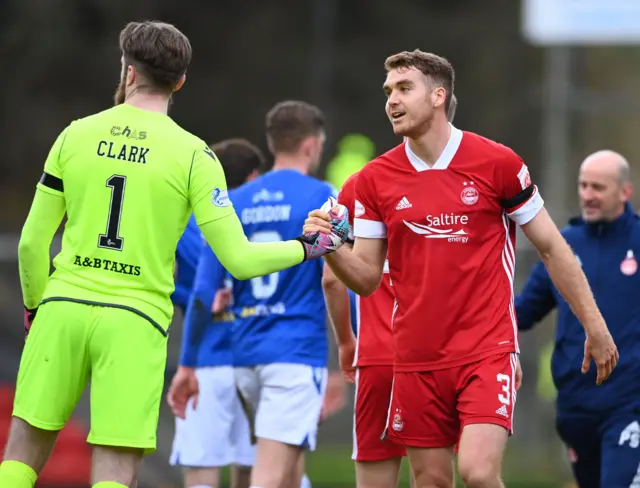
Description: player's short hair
xmin=447 ymin=94 xmax=458 ymax=122
xmin=210 ymin=138 xmax=267 ymax=189
xmin=266 ymin=101 xmax=325 ymax=154
xmin=119 ymin=21 xmax=192 ymax=93
xmin=385 ymin=50 xmax=455 ymax=116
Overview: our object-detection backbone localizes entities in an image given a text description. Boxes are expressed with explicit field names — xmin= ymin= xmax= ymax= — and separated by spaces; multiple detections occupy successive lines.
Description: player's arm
xmin=322 ymin=259 xmax=356 ymax=346
xmin=171 ymin=251 xmax=191 ymax=311
xmin=515 ymin=260 xmax=556 ymax=331
xmin=199 ymin=209 xmax=304 ymax=281
xmin=19 ymin=128 xmax=69 ymax=311
xmin=19 ymin=189 xmax=65 ymax=309
xmin=320 ymin=169 xmax=387 ymax=296
xmin=320 ymin=179 xmax=357 ymax=345
xmin=179 ymin=242 xmax=224 ymax=367
xmin=322 ymin=237 xmax=387 ymax=296
xmin=499 ymin=154 xmax=617 ymax=383
xmin=171 ymin=280 xmax=191 ymax=311
xmin=322 ymin=258 xmax=357 ymax=383
xmin=189 ymin=146 xmax=342 ymax=280
xmin=499 ymin=155 xmax=603 ymax=336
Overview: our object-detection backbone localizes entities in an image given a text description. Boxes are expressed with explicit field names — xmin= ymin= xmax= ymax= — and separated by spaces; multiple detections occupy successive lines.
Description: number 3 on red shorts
xmin=496 ymin=373 xmax=511 ymax=405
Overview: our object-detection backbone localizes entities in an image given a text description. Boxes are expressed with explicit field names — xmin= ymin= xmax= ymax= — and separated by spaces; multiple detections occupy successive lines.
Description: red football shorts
xmin=353 ymin=365 xmax=406 ymax=461
xmin=385 ymin=352 xmax=518 ymax=448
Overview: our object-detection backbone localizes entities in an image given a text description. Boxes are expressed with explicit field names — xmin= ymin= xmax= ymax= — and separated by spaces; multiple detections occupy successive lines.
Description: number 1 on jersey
xmin=98 ymin=175 xmax=126 ymax=251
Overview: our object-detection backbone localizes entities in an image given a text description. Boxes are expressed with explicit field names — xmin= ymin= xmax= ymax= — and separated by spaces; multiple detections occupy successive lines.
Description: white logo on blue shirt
xmin=212 ymin=188 xmax=231 ymax=207
xmin=252 ymin=189 xmax=285 ymax=204
xmin=619 ymin=421 xmax=640 ymax=448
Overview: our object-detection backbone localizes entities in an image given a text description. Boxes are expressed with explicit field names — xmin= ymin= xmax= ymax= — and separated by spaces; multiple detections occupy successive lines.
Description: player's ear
xmin=622 ymin=182 xmax=633 ymax=202
xmin=317 ymin=131 xmax=327 ymax=152
xmin=432 ymin=86 xmax=446 ymax=110
xmin=266 ymin=137 xmax=276 ymax=157
xmin=126 ymin=65 xmax=136 ymax=86
xmin=299 ymin=137 xmax=315 ymax=159
xmin=173 ymin=74 xmax=186 ymax=93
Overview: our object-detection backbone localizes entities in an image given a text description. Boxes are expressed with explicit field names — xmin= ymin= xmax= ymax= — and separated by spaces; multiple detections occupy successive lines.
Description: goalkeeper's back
xmin=38 ymin=104 xmax=233 ymax=333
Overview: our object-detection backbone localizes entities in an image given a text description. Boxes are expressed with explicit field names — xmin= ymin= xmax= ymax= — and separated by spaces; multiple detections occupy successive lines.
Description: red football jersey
xmin=353 ymin=126 xmax=543 ymax=372
xmin=339 ymin=172 xmax=395 ymax=367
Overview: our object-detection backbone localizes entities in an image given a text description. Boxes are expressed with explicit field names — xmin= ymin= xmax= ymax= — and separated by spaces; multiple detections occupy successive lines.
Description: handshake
xmin=296 ymin=197 xmax=353 ymax=260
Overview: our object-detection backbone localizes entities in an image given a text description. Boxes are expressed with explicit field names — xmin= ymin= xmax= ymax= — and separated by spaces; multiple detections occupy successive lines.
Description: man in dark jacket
xmin=516 ymin=150 xmax=640 ymax=488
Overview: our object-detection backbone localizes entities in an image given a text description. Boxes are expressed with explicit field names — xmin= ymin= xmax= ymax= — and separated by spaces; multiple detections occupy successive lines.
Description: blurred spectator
xmin=516 ymin=150 xmax=640 ymax=488
xmin=325 ymin=134 xmax=374 ymax=190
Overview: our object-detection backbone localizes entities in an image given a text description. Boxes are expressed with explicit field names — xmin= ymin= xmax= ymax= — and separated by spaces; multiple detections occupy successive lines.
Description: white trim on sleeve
xmin=507 ymin=188 xmax=544 ymax=226
xmin=354 ymin=218 xmax=387 ymax=238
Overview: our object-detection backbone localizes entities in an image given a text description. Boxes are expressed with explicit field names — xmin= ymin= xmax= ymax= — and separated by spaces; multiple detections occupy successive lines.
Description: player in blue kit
xmin=174 ymin=101 xmax=334 ymax=488
xmin=232 ymin=101 xmax=336 ymax=488
xmin=169 ymin=138 xmax=266 ymax=488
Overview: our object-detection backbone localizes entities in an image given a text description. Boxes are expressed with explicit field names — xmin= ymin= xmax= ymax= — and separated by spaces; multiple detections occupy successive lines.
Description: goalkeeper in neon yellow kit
xmin=0 ymin=21 xmax=349 ymax=488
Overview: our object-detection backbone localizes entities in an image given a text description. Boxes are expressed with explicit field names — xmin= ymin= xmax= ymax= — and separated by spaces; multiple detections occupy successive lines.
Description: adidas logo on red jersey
xmin=495 ymin=405 xmax=509 ymax=417
xmin=395 ymin=197 xmax=412 ymax=210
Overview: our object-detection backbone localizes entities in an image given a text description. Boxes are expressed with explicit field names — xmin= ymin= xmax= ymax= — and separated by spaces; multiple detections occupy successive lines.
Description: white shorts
xmin=170 ymin=366 xmax=255 ymax=468
xmin=235 ymin=363 xmax=327 ymax=451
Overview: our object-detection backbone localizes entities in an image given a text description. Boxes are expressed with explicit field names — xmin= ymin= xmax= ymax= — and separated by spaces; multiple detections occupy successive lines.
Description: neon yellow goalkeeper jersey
xmin=37 ymin=104 xmax=234 ymax=333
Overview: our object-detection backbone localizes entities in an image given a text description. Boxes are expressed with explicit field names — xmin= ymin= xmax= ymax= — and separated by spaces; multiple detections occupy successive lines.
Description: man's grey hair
xmin=619 ymin=157 xmax=631 ymax=184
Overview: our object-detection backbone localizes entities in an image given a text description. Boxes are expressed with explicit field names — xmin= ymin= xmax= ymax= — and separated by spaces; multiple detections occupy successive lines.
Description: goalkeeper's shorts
xmin=13 ymin=299 xmax=167 ymax=453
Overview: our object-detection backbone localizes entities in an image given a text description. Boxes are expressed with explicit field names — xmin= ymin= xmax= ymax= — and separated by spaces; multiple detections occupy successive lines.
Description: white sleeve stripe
xmin=508 ymin=189 xmax=544 ymax=226
xmin=354 ymin=218 xmax=387 ymax=238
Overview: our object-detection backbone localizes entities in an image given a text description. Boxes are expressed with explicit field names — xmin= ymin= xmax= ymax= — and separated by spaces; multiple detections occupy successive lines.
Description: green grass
xmin=305 ymin=445 xmax=571 ymax=487
xmin=217 ymin=444 xmax=572 ymax=487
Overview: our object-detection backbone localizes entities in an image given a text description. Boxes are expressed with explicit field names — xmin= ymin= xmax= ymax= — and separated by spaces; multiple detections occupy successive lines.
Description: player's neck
xmin=124 ymin=92 xmax=170 ymax=115
xmin=272 ymin=154 xmax=310 ymax=175
xmin=407 ymin=118 xmax=451 ymax=168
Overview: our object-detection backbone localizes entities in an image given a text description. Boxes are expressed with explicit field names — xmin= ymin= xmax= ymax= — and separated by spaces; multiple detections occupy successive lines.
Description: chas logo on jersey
xmin=110 ymin=125 xmax=147 ymax=140
xmin=212 ymin=188 xmax=231 ymax=207
xmin=354 ymin=200 xmax=365 ymax=218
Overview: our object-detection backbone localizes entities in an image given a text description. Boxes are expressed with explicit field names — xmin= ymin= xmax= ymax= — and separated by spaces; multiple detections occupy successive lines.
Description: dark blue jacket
xmin=516 ymin=203 xmax=640 ymax=415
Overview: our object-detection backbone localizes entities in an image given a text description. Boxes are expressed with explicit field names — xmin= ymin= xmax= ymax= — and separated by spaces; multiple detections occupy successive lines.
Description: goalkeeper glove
xmin=296 ymin=197 xmax=351 ymax=260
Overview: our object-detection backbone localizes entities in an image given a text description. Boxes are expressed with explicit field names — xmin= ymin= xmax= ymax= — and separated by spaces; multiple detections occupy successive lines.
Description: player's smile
xmin=390 ymin=111 xmax=406 ymax=124
xmin=387 ymin=106 xmax=409 ymax=131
